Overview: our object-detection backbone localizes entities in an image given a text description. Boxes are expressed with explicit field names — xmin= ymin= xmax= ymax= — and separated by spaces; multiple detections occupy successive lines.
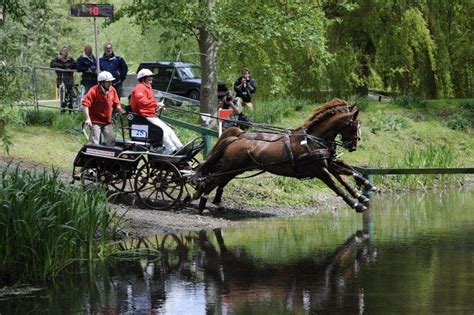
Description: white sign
xmin=131 ymin=124 xmax=149 ymax=139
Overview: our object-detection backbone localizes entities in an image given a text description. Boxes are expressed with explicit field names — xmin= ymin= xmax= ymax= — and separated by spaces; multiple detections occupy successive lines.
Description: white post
xmin=93 ymin=17 xmax=100 ymax=73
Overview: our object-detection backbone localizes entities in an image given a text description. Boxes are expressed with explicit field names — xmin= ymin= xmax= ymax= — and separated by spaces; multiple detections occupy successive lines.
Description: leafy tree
xmin=114 ymin=1 xmax=332 ymax=112
xmin=325 ymin=0 xmax=472 ymax=99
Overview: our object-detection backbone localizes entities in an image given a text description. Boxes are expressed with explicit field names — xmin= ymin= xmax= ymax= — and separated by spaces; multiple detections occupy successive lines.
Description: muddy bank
xmin=0 ymin=155 xmax=345 ymax=237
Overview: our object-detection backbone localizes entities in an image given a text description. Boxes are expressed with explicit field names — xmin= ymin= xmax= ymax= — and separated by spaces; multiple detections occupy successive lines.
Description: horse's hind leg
xmin=318 ymin=168 xmax=367 ymax=213
xmin=212 ymin=187 xmax=224 ymax=206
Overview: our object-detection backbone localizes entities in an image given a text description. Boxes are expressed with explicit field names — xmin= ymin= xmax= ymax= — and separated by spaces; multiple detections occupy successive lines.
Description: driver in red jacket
xmin=130 ymin=69 xmax=183 ymax=154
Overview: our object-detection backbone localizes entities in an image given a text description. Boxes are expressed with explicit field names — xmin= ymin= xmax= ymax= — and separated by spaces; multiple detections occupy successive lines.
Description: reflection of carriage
xmin=71 ymin=111 xmax=205 ymax=210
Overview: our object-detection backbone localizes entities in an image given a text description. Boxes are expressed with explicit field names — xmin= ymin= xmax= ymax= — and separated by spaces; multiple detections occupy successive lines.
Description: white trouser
xmin=146 ymin=116 xmax=183 ymax=153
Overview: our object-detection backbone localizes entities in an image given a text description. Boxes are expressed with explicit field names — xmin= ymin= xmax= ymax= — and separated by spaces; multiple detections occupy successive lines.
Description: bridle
xmin=339 ymin=119 xmax=361 ymax=150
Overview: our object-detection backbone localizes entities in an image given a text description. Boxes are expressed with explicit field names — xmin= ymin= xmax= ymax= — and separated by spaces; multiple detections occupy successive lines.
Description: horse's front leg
xmin=329 ymin=169 xmax=370 ymax=206
xmin=318 ymin=168 xmax=367 ymax=213
xmin=330 ymin=160 xmax=376 ymax=192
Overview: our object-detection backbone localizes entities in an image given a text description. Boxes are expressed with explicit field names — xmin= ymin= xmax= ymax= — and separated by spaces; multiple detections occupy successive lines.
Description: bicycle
xmin=58 ymin=82 xmax=83 ymax=113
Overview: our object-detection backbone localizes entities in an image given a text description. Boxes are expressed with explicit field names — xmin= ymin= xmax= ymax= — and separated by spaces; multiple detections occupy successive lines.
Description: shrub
xmin=22 ymin=109 xmax=56 ymax=125
xmin=459 ymin=100 xmax=474 ymax=112
xmin=447 ymin=113 xmax=471 ymax=131
xmin=251 ymin=98 xmax=296 ymax=124
xmin=52 ymin=112 xmax=84 ymax=132
xmin=354 ymin=97 xmax=370 ymax=111
xmin=394 ymin=94 xmax=427 ymax=108
xmin=368 ymin=110 xmax=411 ymax=132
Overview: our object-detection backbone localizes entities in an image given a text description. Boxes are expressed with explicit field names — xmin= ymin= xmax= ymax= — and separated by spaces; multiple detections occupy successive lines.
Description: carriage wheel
xmin=161 ymin=234 xmax=185 ymax=271
xmin=80 ymin=158 xmax=107 ymax=190
xmin=134 ymin=160 xmax=184 ymax=210
xmin=107 ymin=161 xmax=127 ymax=192
xmin=120 ymin=156 xmax=148 ymax=194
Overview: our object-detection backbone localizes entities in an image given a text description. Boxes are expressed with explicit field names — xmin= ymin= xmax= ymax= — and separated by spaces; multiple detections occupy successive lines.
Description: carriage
xmin=71 ymin=110 xmax=205 ymax=210
xmin=73 ymin=98 xmax=374 ymax=214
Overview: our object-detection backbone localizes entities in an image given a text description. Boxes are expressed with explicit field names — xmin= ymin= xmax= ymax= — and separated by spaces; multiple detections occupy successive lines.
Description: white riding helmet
xmin=137 ymin=68 xmax=154 ymax=80
xmin=97 ymin=71 xmax=115 ymax=82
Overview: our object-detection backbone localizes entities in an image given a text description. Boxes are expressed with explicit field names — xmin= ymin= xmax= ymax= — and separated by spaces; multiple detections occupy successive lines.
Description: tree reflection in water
xmin=0 ymin=212 xmax=376 ymax=314
xmin=89 ymin=211 xmax=377 ymax=313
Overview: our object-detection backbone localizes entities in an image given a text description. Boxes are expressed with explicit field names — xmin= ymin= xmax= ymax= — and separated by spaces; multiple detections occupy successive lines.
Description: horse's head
xmin=298 ymin=99 xmax=362 ymax=151
xmin=339 ymin=106 xmax=361 ymax=152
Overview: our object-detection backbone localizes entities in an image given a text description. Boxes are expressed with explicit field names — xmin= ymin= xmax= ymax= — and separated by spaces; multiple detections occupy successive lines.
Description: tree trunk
xmin=198 ymin=0 xmax=217 ymax=116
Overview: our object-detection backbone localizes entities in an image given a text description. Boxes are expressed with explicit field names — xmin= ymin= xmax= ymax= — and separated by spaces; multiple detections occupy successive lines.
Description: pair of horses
xmin=192 ymin=98 xmax=375 ymax=213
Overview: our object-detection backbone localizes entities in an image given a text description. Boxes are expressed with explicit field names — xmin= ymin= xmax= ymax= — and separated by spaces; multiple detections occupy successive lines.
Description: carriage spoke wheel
xmin=80 ymin=158 xmax=107 ymax=190
xmin=121 ymin=156 xmax=147 ymax=194
xmin=106 ymin=161 xmax=127 ymax=192
xmin=134 ymin=160 xmax=184 ymax=210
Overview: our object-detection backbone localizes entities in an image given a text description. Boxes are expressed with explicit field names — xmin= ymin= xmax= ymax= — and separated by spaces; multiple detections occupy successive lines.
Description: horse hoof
xmin=355 ymin=203 xmax=367 ymax=213
xmin=358 ymin=195 xmax=370 ymax=205
xmin=200 ymin=208 xmax=211 ymax=215
xmin=214 ymin=203 xmax=225 ymax=211
xmin=183 ymin=195 xmax=191 ymax=204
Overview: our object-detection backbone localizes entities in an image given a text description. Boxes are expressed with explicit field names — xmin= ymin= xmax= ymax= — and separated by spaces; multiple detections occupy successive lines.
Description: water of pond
xmin=1 ymin=188 xmax=473 ymax=314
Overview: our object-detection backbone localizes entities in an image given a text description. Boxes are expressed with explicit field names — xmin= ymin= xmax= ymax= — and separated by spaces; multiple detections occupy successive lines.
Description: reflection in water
xmin=1 ymin=189 xmax=473 ymax=313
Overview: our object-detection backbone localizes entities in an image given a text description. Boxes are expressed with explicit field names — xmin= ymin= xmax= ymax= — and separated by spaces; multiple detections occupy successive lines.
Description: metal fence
xmin=15 ymin=65 xmax=84 ymax=112
xmin=14 ymin=66 xmax=200 ymax=112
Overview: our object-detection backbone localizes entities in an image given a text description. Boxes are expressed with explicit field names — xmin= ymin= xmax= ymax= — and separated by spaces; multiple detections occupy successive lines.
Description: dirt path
xmin=0 ymin=155 xmax=343 ymax=237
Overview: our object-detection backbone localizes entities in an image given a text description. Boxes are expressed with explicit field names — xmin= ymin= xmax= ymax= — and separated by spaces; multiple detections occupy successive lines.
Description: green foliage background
xmin=1 ymin=0 xmax=472 ymax=100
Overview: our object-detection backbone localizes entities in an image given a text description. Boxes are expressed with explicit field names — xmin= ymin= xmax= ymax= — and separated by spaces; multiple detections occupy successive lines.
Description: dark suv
xmin=137 ymin=61 xmax=228 ymax=101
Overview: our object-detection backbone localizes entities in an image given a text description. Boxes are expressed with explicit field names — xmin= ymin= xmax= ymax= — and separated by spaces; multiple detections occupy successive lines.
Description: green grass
xmin=1 ymin=98 xmax=473 ymax=207
xmin=0 ymin=166 xmax=122 ymax=285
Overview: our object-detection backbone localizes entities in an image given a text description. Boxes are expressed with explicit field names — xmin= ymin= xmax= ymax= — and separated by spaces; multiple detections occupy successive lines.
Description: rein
xmin=167 ymin=105 xmax=356 ymax=149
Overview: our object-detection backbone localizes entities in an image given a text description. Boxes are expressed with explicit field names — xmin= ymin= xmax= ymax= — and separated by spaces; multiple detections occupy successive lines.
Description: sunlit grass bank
xmin=0 ymin=166 xmax=122 ymax=285
xmin=1 ymin=98 xmax=473 ymax=207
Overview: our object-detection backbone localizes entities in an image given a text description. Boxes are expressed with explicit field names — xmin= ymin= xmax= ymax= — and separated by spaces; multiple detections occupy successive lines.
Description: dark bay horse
xmin=192 ymin=98 xmax=375 ymax=213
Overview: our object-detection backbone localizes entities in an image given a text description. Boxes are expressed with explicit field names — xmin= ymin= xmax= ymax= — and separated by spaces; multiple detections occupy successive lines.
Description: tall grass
xmin=22 ymin=109 xmax=84 ymax=133
xmin=375 ymin=144 xmax=460 ymax=189
xmin=250 ymin=97 xmax=308 ymax=125
xmin=0 ymin=166 xmax=122 ymax=285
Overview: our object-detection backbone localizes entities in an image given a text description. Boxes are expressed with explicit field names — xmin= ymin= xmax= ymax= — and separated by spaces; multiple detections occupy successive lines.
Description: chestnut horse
xmin=192 ymin=98 xmax=375 ymax=213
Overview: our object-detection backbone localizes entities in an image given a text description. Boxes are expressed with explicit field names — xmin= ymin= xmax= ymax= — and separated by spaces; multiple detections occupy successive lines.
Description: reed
xmin=375 ymin=144 xmax=460 ymax=189
xmin=0 ymin=166 xmax=122 ymax=284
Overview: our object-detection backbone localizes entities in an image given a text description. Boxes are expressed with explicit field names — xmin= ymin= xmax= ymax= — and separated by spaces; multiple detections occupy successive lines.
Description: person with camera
xmin=220 ymin=91 xmax=252 ymax=130
xmin=233 ymin=67 xmax=256 ymax=111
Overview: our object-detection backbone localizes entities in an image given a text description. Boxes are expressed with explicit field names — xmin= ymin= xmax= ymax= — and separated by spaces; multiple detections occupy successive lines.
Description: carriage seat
xmin=123 ymin=107 xmax=163 ymax=148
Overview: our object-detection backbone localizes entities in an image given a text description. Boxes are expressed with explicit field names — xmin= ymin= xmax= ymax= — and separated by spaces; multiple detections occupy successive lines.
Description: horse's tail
xmin=193 ymin=136 xmax=240 ymax=183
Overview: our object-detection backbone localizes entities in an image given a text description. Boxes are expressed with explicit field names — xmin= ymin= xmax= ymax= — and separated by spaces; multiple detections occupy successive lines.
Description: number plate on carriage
xmin=85 ymin=148 xmax=117 ymax=157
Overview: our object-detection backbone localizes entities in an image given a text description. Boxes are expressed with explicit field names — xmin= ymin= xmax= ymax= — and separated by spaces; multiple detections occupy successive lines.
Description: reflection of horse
xmin=193 ymin=98 xmax=375 ymax=213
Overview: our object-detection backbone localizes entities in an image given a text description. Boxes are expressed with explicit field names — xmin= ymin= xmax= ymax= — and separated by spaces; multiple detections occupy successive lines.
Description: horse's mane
xmin=296 ymin=98 xmax=353 ymax=131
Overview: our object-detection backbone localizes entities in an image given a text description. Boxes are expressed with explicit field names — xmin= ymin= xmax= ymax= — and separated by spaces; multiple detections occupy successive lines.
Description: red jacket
xmin=82 ymin=85 xmax=120 ymax=124
xmin=130 ymin=82 xmax=157 ymax=117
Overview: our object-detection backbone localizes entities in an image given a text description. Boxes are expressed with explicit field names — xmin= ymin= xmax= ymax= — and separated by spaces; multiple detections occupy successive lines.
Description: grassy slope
xmin=2 ymin=100 xmax=473 ymax=207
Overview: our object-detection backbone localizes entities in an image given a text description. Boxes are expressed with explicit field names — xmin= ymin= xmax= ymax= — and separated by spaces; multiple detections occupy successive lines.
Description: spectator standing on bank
xmin=99 ymin=42 xmax=128 ymax=98
xmin=76 ymin=44 xmax=97 ymax=94
xmin=50 ymin=45 xmax=76 ymax=112
xmin=233 ymin=67 xmax=256 ymax=111
xmin=82 ymin=71 xmax=124 ymax=146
